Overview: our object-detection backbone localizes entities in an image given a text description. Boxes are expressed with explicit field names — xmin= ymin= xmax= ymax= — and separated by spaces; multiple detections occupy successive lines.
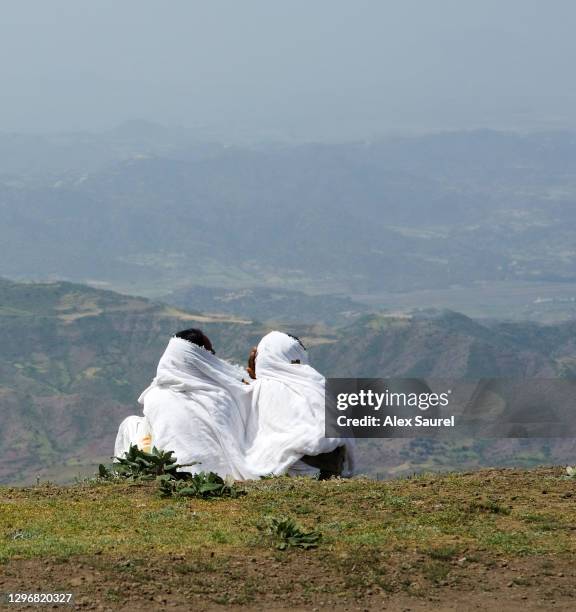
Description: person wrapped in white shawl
xmin=244 ymin=331 xmax=355 ymax=478
xmin=120 ymin=328 xmax=257 ymax=480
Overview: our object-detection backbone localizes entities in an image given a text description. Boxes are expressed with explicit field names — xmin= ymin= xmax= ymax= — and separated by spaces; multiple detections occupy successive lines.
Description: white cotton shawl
xmin=114 ymin=415 xmax=152 ymax=459
xmin=138 ymin=337 xmax=257 ymax=480
xmin=245 ymin=331 xmax=355 ymax=477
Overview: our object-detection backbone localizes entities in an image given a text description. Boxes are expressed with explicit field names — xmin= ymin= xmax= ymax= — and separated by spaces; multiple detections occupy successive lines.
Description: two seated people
xmin=115 ymin=329 xmax=354 ymax=480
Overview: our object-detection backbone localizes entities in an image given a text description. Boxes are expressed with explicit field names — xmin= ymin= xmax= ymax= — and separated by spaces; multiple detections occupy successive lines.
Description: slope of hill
xmin=0 ymin=121 xmax=223 ymax=177
xmin=1 ymin=279 xmax=575 ymax=484
xmin=0 ymin=279 xmax=266 ymax=484
xmin=311 ymin=310 xmax=560 ymax=378
xmin=310 ymin=310 xmax=576 ymax=478
xmin=1 ymin=468 xmax=574 ymax=610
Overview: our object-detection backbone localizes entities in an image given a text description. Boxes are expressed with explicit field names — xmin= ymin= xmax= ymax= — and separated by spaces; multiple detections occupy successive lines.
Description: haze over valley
xmin=2 ymin=126 xmax=576 ymax=322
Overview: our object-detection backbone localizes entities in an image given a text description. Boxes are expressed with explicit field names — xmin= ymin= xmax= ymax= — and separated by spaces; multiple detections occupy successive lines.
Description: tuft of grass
xmin=6 ymin=529 xmax=38 ymax=541
xmin=519 ymin=512 xmax=567 ymax=532
xmin=424 ymin=545 xmax=460 ymax=561
xmin=467 ymin=498 xmax=511 ymax=515
xmin=421 ymin=560 xmax=451 ymax=584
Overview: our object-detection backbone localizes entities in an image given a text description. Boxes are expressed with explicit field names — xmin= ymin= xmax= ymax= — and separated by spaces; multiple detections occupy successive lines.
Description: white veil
xmin=138 ymin=337 xmax=257 ymax=480
xmin=245 ymin=331 xmax=355 ymax=476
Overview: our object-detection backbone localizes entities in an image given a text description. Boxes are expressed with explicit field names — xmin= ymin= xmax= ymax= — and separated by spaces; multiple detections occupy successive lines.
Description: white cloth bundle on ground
xmin=244 ymin=331 xmax=355 ymax=477
xmin=138 ymin=337 xmax=257 ymax=480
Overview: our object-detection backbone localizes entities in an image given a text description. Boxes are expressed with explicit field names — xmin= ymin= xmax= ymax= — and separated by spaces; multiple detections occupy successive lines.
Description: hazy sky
xmin=1 ymin=0 xmax=575 ymax=139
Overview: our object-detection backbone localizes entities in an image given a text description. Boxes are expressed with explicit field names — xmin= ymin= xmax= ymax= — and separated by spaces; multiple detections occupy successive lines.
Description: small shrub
xmin=262 ymin=516 xmax=322 ymax=550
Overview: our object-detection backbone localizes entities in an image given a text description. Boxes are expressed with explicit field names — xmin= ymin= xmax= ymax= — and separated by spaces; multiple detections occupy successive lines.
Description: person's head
xmin=285 ymin=333 xmax=306 ymax=353
xmin=257 ymin=331 xmax=307 ymax=365
xmin=174 ymin=328 xmax=215 ymax=354
xmin=247 ymin=331 xmax=307 ymax=379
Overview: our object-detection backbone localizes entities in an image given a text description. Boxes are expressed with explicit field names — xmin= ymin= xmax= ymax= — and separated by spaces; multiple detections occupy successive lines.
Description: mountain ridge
xmin=1 ymin=279 xmax=575 ymax=484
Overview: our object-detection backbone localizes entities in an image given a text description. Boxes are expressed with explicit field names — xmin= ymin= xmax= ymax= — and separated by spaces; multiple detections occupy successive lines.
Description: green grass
xmin=1 ymin=467 xmax=575 ymax=563
xmin=1 ymin=468 xmax=575 ymax=609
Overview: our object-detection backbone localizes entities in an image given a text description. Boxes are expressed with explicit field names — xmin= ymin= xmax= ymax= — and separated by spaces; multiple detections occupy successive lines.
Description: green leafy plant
xmin=262 ymin=516 xmax=322 ymax=550
xmin=97 ymin=445 xmax=244 ymax=500
xmin=98 ymin=445 xmax=197 ymax=481
xmin=259 ymin=473 xmax=277 ymax=480
xmin=159 ymin=471 xmax=244 ymax=499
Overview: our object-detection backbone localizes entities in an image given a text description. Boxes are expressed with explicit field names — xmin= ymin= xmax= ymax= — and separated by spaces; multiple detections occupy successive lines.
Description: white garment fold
xmin=114 ymin=415 xmax=152 ymax=459
xmin=138 ymin=337 xmax=257 ymax=480
xmin=244 ymin=331 xmax=355 ymax=477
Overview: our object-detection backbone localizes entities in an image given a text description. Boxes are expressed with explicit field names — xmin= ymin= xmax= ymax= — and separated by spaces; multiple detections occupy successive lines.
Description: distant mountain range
xmin=0 ymin=120 xmax=224 ymax=177
xmin=314 ymin=310 xmax=576 ymax=378
xmin=2 ymin=130 xmax=576 ymax=303
xmin=1 ymin=278 xmax=574 ymax=484
xmin=163 ymin=285 xmax=370 ymax=326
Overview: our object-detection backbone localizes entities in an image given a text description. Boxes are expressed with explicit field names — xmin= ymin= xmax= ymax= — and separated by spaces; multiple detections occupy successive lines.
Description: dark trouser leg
xmin=300 ymin=446 xmax=345 ymax=479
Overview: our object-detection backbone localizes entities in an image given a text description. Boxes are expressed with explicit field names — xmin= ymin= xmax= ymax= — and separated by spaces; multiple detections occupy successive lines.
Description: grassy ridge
xmin=1 ymin=468 xmax=575 ymax=609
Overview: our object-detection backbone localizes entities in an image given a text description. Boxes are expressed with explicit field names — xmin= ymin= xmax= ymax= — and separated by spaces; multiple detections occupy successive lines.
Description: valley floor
xmin=0 ymin=468 xmax=575 ymax=611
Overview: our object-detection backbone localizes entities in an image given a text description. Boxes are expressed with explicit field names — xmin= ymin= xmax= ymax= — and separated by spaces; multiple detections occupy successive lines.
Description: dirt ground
xmin=1 ymin=550 xmax=574 ymax=611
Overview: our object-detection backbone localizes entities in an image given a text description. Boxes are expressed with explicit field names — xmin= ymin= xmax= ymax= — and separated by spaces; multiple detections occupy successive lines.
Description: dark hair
xmin=286 ymin=333 xmax=306 ymax=350
xmin=174 ymin=328 xmax=214 ymax=353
